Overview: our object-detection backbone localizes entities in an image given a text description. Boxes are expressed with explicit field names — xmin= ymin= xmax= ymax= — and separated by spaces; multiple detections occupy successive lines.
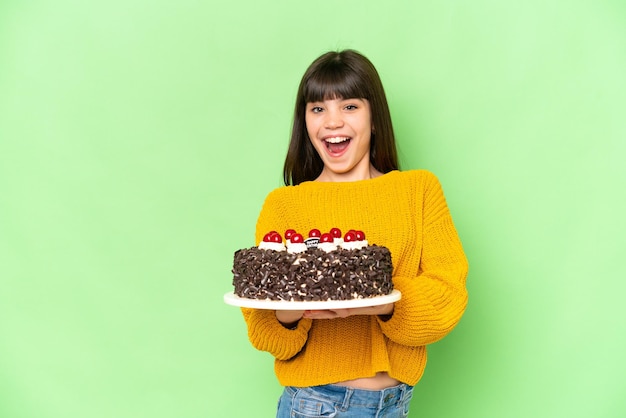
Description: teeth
xmin=324 ymin=137 xmax=350 ymax=143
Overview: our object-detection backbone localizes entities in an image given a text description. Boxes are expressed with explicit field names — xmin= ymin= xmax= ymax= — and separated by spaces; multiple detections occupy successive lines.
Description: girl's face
xmin=305 ymin=97 xmax=374 ymax=182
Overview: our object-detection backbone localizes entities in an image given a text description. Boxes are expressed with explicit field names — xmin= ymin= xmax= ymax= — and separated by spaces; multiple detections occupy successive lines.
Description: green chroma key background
xmin=1 ymin=1 xmax=624 ymax=417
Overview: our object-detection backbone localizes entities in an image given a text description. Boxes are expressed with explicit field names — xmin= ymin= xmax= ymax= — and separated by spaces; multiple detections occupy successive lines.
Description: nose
xmin=324 ymin=108 xmax=344 ymax=129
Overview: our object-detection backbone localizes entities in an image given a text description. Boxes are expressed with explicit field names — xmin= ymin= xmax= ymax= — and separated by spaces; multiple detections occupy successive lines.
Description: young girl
xmin=241 ymin=50 xmax=468 ymax=417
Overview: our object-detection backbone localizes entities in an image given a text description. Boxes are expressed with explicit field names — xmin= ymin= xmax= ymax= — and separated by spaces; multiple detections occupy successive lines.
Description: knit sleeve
xmin=241 ymin=308 xmax=313 ymax=360
xmin=241 ymin=188 xmax=313 ymax=360
xmin=377 ymin=172 xmax=469 ymax=346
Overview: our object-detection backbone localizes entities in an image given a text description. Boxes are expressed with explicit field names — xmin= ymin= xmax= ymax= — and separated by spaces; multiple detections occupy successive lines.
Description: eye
xmin=344 ymin=104 xmax=358 ymax=110
xmin=308 ymin=104 xmax=324 ymax=113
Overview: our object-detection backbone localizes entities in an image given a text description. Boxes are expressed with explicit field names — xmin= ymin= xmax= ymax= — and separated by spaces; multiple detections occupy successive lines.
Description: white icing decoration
xmin=317 ymin=242 xmax=338 ymax=252
xmin=287 ymin=242 xmax=308 ymax=254
xmin=258 ymin=241 xmax=286 ymax=251
xmin=339 ymin=240 xmax=368 ymax=250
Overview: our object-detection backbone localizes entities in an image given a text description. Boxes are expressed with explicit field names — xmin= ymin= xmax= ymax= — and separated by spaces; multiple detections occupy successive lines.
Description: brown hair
xmin=283 ymin=50 xmax=399 ymax=185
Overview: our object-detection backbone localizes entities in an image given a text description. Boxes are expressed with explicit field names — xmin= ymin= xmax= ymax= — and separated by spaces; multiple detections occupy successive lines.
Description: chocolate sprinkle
xmin=232 ymin=245 xmax=393 ymax=301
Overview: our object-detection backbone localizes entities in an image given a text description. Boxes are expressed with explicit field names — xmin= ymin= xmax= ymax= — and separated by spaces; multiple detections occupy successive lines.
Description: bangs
xmin=303 ymin=66 xmax=370 ymax=103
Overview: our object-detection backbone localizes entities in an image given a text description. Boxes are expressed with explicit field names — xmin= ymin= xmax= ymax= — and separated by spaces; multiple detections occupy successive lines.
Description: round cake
xmin=232 ymin=228 xmax=393 ymax=302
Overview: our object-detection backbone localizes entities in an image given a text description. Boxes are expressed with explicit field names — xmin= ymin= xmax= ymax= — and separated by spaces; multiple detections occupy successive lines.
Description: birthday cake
xmin=232 ymin=228 xmax=393 ymax=301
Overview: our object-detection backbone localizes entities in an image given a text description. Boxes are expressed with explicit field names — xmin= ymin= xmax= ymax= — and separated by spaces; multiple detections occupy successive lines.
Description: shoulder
xmin=397 ymin=169 xmax=436 ymax=180
xmin=264 ymin=184 xmax=305 ymax=200
xmin=264 ymin=185 xmax=289 ymax=199
xmin=390 ymin=169 xmax=441 ymax=188
xmin=262 ymin=185 xmax=288 ymax=205
xmin=260 ymin=184 xmax=305 ymax=210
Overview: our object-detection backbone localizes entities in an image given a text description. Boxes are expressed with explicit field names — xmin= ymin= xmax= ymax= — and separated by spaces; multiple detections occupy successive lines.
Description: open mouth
xmin=324 ymin=137 xmax=351 ymax=154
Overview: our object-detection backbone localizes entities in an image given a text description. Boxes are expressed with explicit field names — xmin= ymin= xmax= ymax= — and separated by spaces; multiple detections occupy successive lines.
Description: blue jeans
xmin=276 ymin=383 xmax=414 ymax=417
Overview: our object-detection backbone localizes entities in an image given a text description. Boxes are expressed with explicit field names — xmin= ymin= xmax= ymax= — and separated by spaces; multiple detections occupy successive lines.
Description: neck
xmin=316 ymin=164 xmax=383 ymax=183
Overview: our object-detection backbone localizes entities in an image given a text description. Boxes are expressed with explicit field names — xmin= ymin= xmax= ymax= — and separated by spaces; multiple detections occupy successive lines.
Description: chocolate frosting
xmin=232 ymin=245 xmax=393 ymax=301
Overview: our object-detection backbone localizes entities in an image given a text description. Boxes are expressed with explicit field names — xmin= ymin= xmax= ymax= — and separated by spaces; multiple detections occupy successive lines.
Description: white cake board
xmin=223 ymin=289 xmax=401 ymax=310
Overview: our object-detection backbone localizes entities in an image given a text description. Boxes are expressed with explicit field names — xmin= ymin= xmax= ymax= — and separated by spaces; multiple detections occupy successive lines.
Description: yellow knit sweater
xmin=242 ymin=170 xmax=468 ymax=387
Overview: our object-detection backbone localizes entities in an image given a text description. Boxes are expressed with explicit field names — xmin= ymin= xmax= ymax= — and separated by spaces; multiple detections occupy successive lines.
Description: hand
xmin=303 ymin=303 xmax=394 ymax=319
xmin=275 ymin=310 xmax=305 ymax=328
